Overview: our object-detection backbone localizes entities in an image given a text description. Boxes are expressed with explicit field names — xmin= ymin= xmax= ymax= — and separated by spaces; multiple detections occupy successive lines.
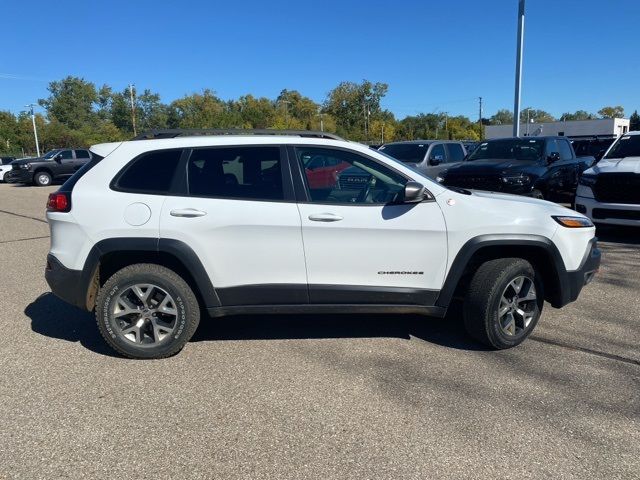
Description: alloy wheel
xmin=498 ymin=275 xmax=537 ymax=336
xmin=112 ymin=283 xmax=178 ymax=345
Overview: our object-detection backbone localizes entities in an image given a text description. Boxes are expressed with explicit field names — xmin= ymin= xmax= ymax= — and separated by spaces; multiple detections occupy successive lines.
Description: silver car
xmin=378 ymin=140 xmax=467 ymax=179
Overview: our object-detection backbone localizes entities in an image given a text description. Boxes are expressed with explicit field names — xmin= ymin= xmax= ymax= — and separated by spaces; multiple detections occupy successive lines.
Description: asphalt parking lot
xmin=0 ymin=182 xmax=638 ymax=479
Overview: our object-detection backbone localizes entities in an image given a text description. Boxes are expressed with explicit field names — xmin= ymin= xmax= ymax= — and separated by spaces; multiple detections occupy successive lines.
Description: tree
xmin=324 ymin=80 xmax=389 ymax=140
xmin=489 ymin=109 xmax=513 ymax=125
xmin=170 ymin=90 xmax=228 ymax=128
xmin=630 ymin=110 xmax=640 ymax=131
xmin=559 ymin=110 xmax=595 ymax=121
xmin=520 ymin=109 xmax=555 ymax=123
xmin=38 ymin=76 xmax=99 ymax=130
xmin=598 ymin=105 xmax=625 ymax=119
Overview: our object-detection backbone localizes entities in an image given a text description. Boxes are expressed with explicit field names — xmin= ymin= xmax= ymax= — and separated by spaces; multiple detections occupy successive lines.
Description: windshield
xmin=43 ymin=149 xmax=61 ymax=159
xmin=604 ymin=135 xmax=640 ymax=159
xmin=378 ymin=143 xmax=430 ymax=163
xmin=468 ymin=139 xmax=544 ymax=161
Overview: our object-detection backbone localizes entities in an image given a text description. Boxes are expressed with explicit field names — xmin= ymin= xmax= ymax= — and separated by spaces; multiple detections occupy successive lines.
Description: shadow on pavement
xmin=192 ymin=303 xmax=489 ymax=351
xmin=27 ymin=293 xmax=488 ymax=354
xmin=596 ymin=225 xmax=640 ymax=245
xmin=25 ymin=292 xmax=119 ymax=357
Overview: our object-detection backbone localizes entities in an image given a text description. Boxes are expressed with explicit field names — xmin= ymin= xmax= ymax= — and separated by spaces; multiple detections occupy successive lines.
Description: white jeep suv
xmin=45 ymin=129 xmax=600 ymax=359
xmin=575 ymin=131 xmax=640 ymax=226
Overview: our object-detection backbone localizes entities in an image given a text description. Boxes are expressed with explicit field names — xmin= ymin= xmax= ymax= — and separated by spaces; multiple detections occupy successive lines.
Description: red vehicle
xmin=303 ymin=152 xmax=350 ymax=189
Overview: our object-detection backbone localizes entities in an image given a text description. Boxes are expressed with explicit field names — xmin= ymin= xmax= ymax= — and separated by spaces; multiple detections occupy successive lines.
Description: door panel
xmin=291 ymin=145 xmax=448 ymax=302
xmin=160 ymin=145 xmax=307 ymax=301
xmin=297 ymin=202 xmax=448 ymax=295
xmin=161 ymin=197 xmax=307 ymax=292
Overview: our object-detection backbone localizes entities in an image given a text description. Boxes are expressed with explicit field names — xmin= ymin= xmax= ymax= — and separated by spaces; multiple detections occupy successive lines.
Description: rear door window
xmin=75 ymin=149 xmax=91 ymax=159
xmin=446 ymin=144 xmax=465 ymax=162
xmin=113 ymin=149 xmax=183 ymax=194
xmin=187 ymin=146 xmax=284 ymax=201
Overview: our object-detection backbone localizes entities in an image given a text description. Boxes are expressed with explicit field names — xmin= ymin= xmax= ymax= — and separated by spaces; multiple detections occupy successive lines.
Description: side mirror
xmin=54 ymin=153 xmax=63 ymax=163
xmin=547 ymin=152 xmax=560 ymax=163
xmin=429 ymin=155 xmax=443 ymax=166
xmin=403 ymin=181 xmax=426 ymax=203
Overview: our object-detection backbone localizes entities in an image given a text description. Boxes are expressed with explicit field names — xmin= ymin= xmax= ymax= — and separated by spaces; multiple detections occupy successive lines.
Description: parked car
xmin=575 ymin=131 xmax=640 ymax=226
xmin=440 ymin=137 xmax=595 ymax=200
xmin=378 ymin=140 xmax=467 ymax=179
xmin=45 ymin=129 xmax=599 ymax=359
xmin=6 ymin=148 xmax=93 ymax=186
xmin=300 ymin=149 xmax=350 ymax=189
xmin=0 ymin=156 xmax=16 ymax=182
xmin=462 ymin=141 xmax=479 ymax=155
xmin=570 ymin=136 xmax=616 ymax=161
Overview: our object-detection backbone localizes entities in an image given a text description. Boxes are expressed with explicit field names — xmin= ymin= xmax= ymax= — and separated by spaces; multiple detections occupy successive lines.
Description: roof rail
xmin=132 ymin=129 xmax=344 ymax=141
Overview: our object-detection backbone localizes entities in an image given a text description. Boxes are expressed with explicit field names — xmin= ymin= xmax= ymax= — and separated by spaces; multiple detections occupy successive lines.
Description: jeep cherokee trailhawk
xmin=44 ymin=129 xmax=600 ymax=359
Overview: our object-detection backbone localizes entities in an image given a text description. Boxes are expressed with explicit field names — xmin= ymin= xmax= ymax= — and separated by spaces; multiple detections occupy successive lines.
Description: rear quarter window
xmin=112 ymin=149 xmax=183 ymax=195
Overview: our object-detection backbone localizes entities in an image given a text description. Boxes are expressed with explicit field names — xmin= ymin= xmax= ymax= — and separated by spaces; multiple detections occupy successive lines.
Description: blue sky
xmin=1 ymin=0 xmax=639 ymax=119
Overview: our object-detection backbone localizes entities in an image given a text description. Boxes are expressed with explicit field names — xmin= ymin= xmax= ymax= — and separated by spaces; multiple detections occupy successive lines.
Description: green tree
xmin=324 ymin=80 xmax=389 ymax=140
xmin=598 ymin=105 xmax=625 ymax=119
xmin=170 ymin=90 xmax=229 ymax=128
xmin=630 ymin=110 xmax=640 ymax=131
xmin=559 ymin=110 xmax=595 ymax=121
xmin=489 ymin=109 xmax=514 ymax=125
xmin=38 ymin=76 xmax=99 ymax=129
xmin=520 ymin=109 xmax=555 ymax=123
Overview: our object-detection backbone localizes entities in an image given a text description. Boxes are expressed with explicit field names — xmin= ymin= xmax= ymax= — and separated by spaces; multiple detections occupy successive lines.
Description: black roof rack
xmin=132 ymin=129 xmax=344 ymax=141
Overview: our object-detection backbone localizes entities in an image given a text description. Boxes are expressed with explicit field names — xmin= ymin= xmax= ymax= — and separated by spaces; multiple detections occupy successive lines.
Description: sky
xmin=1 ymin=0 xmax=639 ymax=120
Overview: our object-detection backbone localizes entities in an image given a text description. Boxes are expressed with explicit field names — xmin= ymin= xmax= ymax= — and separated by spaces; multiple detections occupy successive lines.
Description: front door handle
xmin=308 ymin=213 xmax=343 ymax=222
xmin=170 ymin=208 xmax=207 ymax=218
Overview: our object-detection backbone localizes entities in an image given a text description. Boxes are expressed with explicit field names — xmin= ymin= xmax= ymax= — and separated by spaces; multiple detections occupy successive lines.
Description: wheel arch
xmin=436 ymin=235 xmax=568 ymax=309
xmin=81 ymin=237 xmax=220 ymax=311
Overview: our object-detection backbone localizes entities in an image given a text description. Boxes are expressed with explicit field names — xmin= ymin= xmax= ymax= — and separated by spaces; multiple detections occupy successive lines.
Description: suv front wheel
xmin=34 ymin=171 xmax=52 ymax=186
xmin=463 ymin=258 xmax=543 ymax=349
xmin=96 ymin=263 xmax=200 ymax=359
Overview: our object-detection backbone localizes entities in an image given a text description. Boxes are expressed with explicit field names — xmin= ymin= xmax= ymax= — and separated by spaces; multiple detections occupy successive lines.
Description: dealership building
xmin=484 ymin=118 xmax=630 ymax=139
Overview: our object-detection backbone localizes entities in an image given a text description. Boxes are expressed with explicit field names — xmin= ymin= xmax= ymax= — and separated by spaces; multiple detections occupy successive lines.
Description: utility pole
xmin=129 ymin=84 xmax=137 ymax=136
xmin=525 ymin=108 xmax=531 ymax=136
xmin=317 ymin=108 xmax=324 ymax=132
xmin=381 ymin=123 xmax=385 ymax=144
xmin=280 ymin=100 xmax=290 ymax=127
xmin=25 ymin=104 xmax=40 ymax=157
xmin=513 ymin=0 xmax=525 ymax=137
xmin=479 ymin=96 xmax=484 ymax=139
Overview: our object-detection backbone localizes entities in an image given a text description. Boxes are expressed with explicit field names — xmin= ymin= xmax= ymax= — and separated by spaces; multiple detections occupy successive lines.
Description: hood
xmin=586 ymin=156 xmax=640 ymax=175
xmin=446 ymin=158 xmax=542 ymax=174
xmin=11 ymin=157 xmax=49 ymax=166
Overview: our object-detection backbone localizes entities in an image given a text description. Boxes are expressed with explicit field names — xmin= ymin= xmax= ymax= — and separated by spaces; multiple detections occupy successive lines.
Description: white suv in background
xmin=44 ymin=129 xmax=600 ymax=359
xmin=575 ymin=131 xmax=640 ymax=226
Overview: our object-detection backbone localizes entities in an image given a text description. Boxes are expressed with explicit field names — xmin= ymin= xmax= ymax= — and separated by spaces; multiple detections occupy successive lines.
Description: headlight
xmin=20 ymin=163 xmax=31 ymax=169
xmin=552 ymin=216 xmax=594 ymax=228
xmin=502 ymin=174 xmax=531 ymax=186
xmin=578 ymin=174 xmax=597 ymax=187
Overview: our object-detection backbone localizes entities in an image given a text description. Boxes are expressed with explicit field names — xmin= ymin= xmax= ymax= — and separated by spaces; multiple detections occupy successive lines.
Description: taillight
xmin=47 ymin=192 xmax=70 ymax=212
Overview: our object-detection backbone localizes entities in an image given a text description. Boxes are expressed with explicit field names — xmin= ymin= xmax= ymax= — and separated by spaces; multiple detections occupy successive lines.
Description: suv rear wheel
xmin=95 ymin=263 xmax=200 ymax=359
xmin=34 ymin=171 xmax=52 ymax=186
xmin=463 ymin=258 xmax=542 ymax=349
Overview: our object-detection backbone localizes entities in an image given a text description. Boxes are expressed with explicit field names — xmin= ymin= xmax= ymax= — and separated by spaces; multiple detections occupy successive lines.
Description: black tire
xmin=34 ymin=171 xmax=52 ymax=187
xmin=463 ymin=258 xmax=543 ymax=349
xmin=2 ymin=172 xmax=8 ymax=183
xmin=96 ymin=263 xmax=200 ymax=359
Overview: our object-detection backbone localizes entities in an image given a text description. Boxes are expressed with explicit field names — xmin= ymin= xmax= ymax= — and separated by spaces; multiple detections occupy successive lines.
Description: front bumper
xmin=558 ymin=238 xmax=601 ymax=307
xmin=5 ymin=169 xmax=34 ymax=184
xmin=45 ymin=254 xmax=86 ymax=309
xmin=575 ymin=195 xmax=640 ymax=227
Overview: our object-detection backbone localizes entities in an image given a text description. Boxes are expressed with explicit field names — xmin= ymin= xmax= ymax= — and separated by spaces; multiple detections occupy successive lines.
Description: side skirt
xmin=206 ymin=304 xmax=447 ymax=318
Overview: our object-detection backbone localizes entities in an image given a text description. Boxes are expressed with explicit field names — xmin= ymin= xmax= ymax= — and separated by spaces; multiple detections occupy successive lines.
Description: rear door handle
xmin=308 ymin=213 xmax=343 ymax=222
xmin=170 ymin=208 xmax=207 ymax=218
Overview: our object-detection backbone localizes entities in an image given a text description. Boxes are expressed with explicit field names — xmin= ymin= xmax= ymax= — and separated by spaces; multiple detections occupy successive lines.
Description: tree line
xmin=1 ymin=76 xmax=637 ymax=156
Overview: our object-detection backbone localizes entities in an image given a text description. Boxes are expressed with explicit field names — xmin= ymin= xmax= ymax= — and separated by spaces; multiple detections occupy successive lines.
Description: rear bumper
xmin=556 ymin=238 xmax=601 ymax=307
xmin=5 ymin=170 xmax=33 ymax=184
xmin=45 ymin=254 xmax=86 ymax=309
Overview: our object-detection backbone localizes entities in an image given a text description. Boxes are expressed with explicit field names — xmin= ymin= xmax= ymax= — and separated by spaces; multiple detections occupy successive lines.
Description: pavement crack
xmin=0 ymin=209 xmax=48 ymax=224
xmin=0 ymin=235 xmax=50 ymax=244
xmin=531 ymin=336 xmax=640 ymax=366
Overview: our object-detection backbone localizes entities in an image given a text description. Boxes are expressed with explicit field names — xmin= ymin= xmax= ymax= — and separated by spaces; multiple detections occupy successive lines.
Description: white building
xmin=485 ymin=118 xmax=630 ymax=139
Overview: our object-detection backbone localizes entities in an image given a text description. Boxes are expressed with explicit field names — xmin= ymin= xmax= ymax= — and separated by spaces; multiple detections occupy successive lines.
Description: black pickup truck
xmin=6 ymin=148 xmax=93 ymax=186
xmin=439 ymin=137 xmax=596 ymax=200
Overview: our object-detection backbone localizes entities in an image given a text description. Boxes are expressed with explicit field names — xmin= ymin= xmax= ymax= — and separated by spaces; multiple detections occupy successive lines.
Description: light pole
xmin=525 ymin=107 xmax=531 ymax=136
xmin=25 ymin=104 xmax=40 ymax=157
xmin=128 ymin=84 xmax=137 ymax=136
xmin=513 ymin=0 xmax=525 ymax=137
